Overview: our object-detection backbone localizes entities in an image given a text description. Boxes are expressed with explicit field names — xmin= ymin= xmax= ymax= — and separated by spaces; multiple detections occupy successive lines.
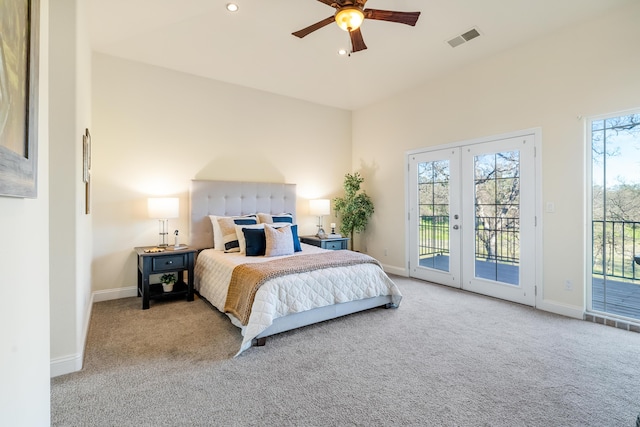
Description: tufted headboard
xmin=189 ymin=180 xmax=297 ymax=249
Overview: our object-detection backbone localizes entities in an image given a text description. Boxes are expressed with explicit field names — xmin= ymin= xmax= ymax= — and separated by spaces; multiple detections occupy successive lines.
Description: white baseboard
xmin=51 ymin=287 xmax=137 ymax=377
xmin=93 ymin=286 xmax=137 ymax=302
xmin=537 ymin=299 xmax=584 ymax=320
xmin=50 ymin=294 xmax=94 ymax=378
xmin=382 ymin=264 xmax=408 ymax=277
xmin=50 ymin=353 xmax=84 ymax=378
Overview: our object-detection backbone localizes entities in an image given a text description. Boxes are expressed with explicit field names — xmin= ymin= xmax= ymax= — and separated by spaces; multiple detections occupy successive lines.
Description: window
xmin=590 ymin=111 xmax=640 ymax=320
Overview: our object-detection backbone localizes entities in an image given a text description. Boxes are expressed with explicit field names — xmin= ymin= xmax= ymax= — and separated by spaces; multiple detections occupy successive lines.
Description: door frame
xmin=405 ymin=127 xmax=543 ymax=308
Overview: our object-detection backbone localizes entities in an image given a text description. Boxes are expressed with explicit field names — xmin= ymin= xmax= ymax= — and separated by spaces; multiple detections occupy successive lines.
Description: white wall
xmin=0 ymin=0 xmax=51 ymax=424
xmin=49 ymin=0 xmax=93 ymax=376
xmin=92 ymin=54 xmax=352 ymax=293
xmin=352 ymin=2 xmax=640 ymax=316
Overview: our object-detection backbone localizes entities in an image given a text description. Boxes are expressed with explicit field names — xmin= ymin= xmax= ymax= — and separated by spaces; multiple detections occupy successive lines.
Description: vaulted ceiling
xmin=89 ymin=0 xmax=632 ymax=110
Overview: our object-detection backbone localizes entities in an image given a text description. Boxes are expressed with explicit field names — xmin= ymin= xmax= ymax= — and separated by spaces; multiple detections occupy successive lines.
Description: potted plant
xmin=334 ymin=172 xmax=374 ymax=251
xmin=160 ymin=273 xmax=176 ymax=292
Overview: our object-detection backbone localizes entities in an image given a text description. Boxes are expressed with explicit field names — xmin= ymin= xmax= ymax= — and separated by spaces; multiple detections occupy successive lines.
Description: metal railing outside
xmin=418 ymin=215 xmax=520 ymax=265
xmin=474 ymin=216 xmax=520 ymax=264
xmin=592 ymin=220 xmax=640 ymax=281
xmin=418 ymin=215 xmax=450 ymax=257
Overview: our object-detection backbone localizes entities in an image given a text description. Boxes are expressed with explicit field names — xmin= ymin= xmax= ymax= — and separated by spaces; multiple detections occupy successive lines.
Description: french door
xmin=409 ymin=133 xmax=537 ymax=306
xmin=408 ymin=148 xmax=461 ymax=287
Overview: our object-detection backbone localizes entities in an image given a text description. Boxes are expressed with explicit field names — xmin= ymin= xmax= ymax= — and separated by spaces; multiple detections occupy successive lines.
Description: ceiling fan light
xmin=335 ymin=7 xmax=364 ymax=32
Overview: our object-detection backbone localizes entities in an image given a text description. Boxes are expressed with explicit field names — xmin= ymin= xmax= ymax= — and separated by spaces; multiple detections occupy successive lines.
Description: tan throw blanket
xmin=225 ymin=251 xmax=383 ymax=325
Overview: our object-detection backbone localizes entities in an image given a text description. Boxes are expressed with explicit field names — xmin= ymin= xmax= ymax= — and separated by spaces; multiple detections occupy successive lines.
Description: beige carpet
xmin=51 ymin=276 xmax=640 ymax=426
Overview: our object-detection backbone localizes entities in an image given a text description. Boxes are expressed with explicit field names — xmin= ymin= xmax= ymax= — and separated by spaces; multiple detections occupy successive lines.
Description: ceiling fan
xmin=292 ymin=0 xmax=421 ymax=53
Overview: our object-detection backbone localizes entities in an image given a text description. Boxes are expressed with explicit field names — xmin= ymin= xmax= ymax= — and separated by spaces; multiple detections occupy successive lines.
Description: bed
xmin=190 ymin=180 xmax=402 ymax=355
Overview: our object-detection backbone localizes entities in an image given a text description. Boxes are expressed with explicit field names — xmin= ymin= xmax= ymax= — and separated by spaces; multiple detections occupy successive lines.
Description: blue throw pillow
xmin=243 ymin=228 xmax=267 ymax=256
xmin=272 ymin=214 xmax=294 ymax=223
xmin=290 ymin=224 xmax=301 ymax=252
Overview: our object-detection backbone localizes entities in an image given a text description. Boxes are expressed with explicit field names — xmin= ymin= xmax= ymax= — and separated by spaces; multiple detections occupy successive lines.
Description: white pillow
xmin=264 ymin=224 xmax=294 ymax=257
xmin=209 ymin=215 xmax=225 ymax=250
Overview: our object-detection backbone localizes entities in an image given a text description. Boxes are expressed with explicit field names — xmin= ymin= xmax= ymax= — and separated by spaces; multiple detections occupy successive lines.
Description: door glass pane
xmin=591 ymin=113 xmax=640 ymax=320
xmin=418 ymin=160 xmax=450 ymax=271
xmin=474 ymin=151 xmax=520 ymax=285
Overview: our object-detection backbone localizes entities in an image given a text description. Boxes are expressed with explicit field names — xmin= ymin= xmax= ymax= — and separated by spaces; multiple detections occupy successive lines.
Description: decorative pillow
xmin=209 ymin=215 xmax=256 ymax=250
xmin=217 ymin=216 xmax=258 ymax=252
xmin=209 ymin=215 xmax=225 ymax=250
xmin=273 ymin=214 xmax=294 ymax=223
xmin=241 ymin=224 xmax=301 ymax=256
xmin=257 ymin=213 xmax=294 ymax=224
xmin=243 ymin=227 xmax=268 ymax=256
xmin=264 ymin=224 xmax=294 ymax=257
xmin=289 ymin=224 xmax=302 ymax=252
xmin=235 ymin=223 xmax=265 ymax=254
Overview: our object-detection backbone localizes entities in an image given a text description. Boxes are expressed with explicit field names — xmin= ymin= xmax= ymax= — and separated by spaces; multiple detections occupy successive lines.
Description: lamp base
xmin=158 ymin=220 xmax=169 ymax=246
xmin=169 ymin=244 xmax=188 ymax=251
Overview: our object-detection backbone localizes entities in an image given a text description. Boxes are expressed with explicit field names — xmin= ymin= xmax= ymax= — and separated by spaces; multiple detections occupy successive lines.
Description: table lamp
xmin=309 ymin=199 xmax=330 ymax=237
xmin=148 ymin=197 xmax=179 ymax=246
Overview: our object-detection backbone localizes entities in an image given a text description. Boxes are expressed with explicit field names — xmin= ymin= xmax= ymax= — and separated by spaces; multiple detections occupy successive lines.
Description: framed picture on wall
xmin=83 ymin=128 xmax=91 ymax=214
xmin=82 ymin=134 xmax=88 ymax=183
xmin=0 ymin=0 xmax=40 ymax=198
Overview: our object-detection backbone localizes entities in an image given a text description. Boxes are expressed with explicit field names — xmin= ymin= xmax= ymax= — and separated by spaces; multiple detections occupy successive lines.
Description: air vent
xmin=447 ymin=27 xmax=481 ymax=48
xmin=447 ymin=36 xmax=465 ymax=48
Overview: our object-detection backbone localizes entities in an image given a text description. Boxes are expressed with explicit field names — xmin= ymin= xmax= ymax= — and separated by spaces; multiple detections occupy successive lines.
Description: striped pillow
xmin=217 ymin=216 xmax=258 ymax=252
xmin=257 ymin=213 xmax=294 ymax=224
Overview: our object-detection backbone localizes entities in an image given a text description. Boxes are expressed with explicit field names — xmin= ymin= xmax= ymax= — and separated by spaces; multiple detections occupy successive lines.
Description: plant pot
xmin=162 ymin=283 xmax=174 ymax=292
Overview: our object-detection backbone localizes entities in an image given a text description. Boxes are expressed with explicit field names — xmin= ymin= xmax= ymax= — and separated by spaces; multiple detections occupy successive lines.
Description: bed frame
xmin=189 ymin=179 xmax=396 ymax=346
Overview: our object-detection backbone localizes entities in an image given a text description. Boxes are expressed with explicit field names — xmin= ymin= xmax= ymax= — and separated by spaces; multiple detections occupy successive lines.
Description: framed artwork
xmin=83 ymin=128 xmax=91 ymax=214
xmin=0 ymin=0 xmax=40 ymax=198
xmin=85 ymin=172 xmax=91 ymax=214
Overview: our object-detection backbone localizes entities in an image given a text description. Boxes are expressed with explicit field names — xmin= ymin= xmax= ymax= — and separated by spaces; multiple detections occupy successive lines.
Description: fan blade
xmin=318 ymin=0 xmax=357 ymax=7
xmin=364 ymin=9 xmax=421 ymax=26
xmin=349 ymin=28 xmax=367 ymax=52
xmin=292 ymin=16 xmax=335 ymax=38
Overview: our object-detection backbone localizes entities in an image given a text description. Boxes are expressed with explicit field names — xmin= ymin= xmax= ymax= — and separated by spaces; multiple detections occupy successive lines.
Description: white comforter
xmin=194 ymin=243 xmax=402 ymax=355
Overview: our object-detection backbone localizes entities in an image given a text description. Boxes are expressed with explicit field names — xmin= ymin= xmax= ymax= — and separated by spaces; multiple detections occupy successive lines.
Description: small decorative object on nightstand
xmin=328 ymin=222 xmax=342 ymax=238
xmin=173 ymin=229 xmax=188 ymax=250
xmin=300 ymin=235 xmax=349 ymax=251
xmin=134 ymin=246 xmax=196 ymax=309
xmin=160 ymin=273 xmax=175 ymax=292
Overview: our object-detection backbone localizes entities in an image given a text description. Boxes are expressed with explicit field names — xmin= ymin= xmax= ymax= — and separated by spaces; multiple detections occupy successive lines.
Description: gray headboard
xmin=189 ymin=180 xmax=297 ymax=249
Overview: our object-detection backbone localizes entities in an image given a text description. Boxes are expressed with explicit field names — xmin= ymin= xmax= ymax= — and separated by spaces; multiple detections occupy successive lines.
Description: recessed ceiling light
xmin=338 ymin=49 xmax=348 ymax=56
xmin=226 ymin=3 xmax=239 ymax=12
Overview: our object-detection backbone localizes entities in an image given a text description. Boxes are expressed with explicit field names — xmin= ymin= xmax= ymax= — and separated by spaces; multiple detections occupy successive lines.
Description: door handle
xmin=452 ymin=225 xmax=459 ymax=230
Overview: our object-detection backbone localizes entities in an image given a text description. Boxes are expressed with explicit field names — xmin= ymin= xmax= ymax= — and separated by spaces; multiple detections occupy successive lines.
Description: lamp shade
xmin=335 ymin=7 xmax=364 ymax=32
xmin=309 ymin=199 xmax=330 ymax=216
xmin=148 ymin=197 xmax=179 ymax=219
